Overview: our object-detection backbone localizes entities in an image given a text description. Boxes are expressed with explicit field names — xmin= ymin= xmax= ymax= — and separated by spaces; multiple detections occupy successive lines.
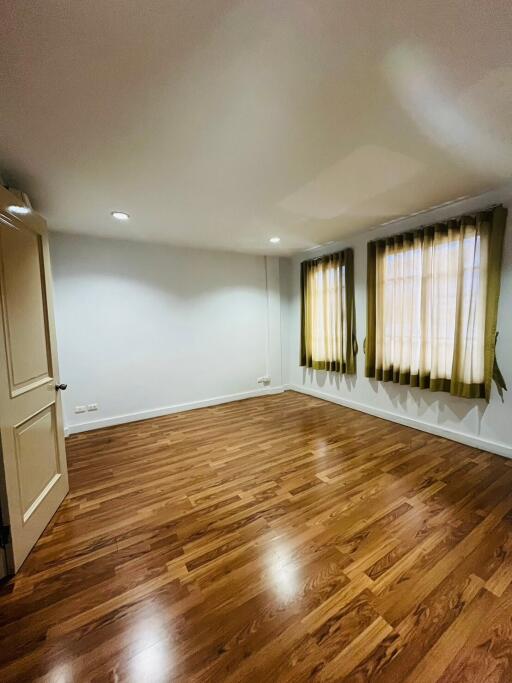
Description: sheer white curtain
xmin=309 ymin=262 xmax=347 ymax=364
xmin=300 ymin=250 xmax=357 ymax=374
xmin=366 ymin=206 xmax=506 ymax=400
xmin=373 ymin=222 xmax=488 ymax=389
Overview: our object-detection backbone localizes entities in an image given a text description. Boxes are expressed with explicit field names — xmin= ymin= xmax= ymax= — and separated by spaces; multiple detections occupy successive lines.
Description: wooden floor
xmin=1 ymin=391 xmax=512 ymax=682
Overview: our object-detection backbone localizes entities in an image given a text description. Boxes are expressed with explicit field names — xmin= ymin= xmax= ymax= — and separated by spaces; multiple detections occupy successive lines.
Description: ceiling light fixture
xmin=269 ymin=236 xmax=281 ymax=243
xmin=7 ymin=205 xmax=30 ymax=215
xmin=111 ymin=211 xmax=130 ymax=221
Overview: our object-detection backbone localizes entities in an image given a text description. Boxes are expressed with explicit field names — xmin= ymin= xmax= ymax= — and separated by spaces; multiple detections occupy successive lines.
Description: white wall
xmin=51 ymin=184 xmax=512 ymax=455
xmin=50 ymin=233 xmax=282 ymax=433
xmin=282 ymin=184 xmax=512 ymax=458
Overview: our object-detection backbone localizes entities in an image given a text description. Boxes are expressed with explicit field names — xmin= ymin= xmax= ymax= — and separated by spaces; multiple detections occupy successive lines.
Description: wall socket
xmin=257 ymin=376 xmax=271 ymax=385
xmin=75 ymin=404 xmax=99 ymax=414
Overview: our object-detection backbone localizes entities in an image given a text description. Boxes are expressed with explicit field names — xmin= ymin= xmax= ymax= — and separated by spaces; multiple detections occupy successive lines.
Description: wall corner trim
xmin=285 ymin=384 xmax=512 ymax=459
xmin=65 ymin=386 xmax=285 ymax=435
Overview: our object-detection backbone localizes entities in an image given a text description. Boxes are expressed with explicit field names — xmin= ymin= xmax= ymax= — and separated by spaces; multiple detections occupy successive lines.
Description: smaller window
xmin=300 ymin=249 xmax=357 ymax=373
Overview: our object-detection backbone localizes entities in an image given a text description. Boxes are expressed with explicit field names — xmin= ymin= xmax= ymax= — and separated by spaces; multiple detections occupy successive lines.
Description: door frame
xmin=0 ymin=493 xmax=7 ymax=580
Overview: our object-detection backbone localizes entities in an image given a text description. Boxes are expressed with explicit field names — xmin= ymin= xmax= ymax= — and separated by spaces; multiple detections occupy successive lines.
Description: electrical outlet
xmin=257 ymin=376 xmax=271 ymax=385
xmin=75 ymin=405 xmax=86 ymax=414
xmin=87 ymin=403 xmax=98 ymax=412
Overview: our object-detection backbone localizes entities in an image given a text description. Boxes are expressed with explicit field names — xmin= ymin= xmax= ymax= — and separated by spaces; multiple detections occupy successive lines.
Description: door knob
xmin=55 ymin=383 xmax=67 ymax=391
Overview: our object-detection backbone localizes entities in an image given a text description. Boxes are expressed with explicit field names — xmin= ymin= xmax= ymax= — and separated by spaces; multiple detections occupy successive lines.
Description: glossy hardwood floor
xmin=1 ymin=391 xmax=512 ymax=682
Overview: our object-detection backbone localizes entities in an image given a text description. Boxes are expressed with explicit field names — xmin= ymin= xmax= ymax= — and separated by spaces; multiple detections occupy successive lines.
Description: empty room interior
xmin=1 ymin=2 xmax=512 ymax=681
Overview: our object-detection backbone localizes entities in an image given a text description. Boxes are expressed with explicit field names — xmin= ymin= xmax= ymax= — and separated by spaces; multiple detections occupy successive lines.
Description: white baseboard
xmin=285 ymin=383 xmax=512 ymax=459
xmin=65 ymin=383 xmax=511 ymax=459
xmin=65 ymin=385 xmax=285 ymax=435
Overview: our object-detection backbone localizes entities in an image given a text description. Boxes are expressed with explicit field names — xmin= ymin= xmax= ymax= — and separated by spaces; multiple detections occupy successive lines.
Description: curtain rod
xmin=371 ymin=201 xmax=503 ymax=232
xmin=301 ymin=200 xmax=505 ymax=263
xmin=366 ymin=202 xmax=504 ymax=244
xmin=307 ymin=248 xmax=349 ymax=264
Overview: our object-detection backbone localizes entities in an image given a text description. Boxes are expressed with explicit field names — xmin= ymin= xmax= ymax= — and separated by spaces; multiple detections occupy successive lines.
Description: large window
xmin=300 ymin=249 xmax=357 ymax=373
xmin=365 ymin=206 xmax=507 ymax=400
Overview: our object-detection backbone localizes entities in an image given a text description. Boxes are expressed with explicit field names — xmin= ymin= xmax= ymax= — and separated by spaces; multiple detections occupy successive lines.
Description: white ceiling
xmin=1 ymin=1 xmax=512 ymax=255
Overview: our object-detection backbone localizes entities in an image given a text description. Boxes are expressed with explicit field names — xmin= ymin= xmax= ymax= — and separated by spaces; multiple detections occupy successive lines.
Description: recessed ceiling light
xmin=269 ymin=236 xmax=281 ymax=243
xmin=111 ymin=211 xmax=130 ymax=221
xmin=7 ymin=205 xmax=30 ymax=215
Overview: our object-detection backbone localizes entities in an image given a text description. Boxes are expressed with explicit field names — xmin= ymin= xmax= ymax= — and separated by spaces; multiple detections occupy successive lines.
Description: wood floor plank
xmin=0 ymin=390 xmax=511 ymax=681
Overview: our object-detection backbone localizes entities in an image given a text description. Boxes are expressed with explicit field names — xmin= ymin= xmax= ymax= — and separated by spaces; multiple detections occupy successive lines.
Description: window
xmin=365 ymin=206 xmax=507 ymax=400
xmin=300 ymin=249 xmax=357 ymax=373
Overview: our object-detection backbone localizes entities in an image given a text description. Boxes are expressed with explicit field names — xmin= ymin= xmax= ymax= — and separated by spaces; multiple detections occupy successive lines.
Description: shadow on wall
xmin=52 ymin=233 xmax=270 ymax=303
xmin=301 ymin=365 xmax=488 ymax=437
xmin=380 ymin=380 xmax=488 ymax=434
xmin=374 ymin=380 xmax=487 ymax=433
xmin=302 ymin=367 xmax=357 ymax=393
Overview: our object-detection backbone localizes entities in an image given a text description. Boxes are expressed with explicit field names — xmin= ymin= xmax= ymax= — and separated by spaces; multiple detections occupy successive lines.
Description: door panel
xmin=15 ymin=403 xmax=61 ymax=522
xmin=0 ymin=187 xmax=68 ymax=573
xmin=0 ymin=224 xmax=51 ymax=395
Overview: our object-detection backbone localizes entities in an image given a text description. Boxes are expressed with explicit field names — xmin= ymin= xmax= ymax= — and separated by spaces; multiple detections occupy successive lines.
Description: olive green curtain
xmin=365 ymin=206 xmax=507 ymax=401
xmin=300 ymin=249 xmax=357 ymax=373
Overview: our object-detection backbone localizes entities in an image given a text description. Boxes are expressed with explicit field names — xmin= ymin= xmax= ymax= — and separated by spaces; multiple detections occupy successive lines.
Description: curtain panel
xmin=300 ymin=248 xmax=357 ymax=373
xmin=365 ymin=205 xmax=507 ymax=401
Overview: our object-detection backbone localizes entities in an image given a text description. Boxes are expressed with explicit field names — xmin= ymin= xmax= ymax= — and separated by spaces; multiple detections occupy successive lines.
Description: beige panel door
xmin=0 ymin=187 xmax=69 ymax=574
